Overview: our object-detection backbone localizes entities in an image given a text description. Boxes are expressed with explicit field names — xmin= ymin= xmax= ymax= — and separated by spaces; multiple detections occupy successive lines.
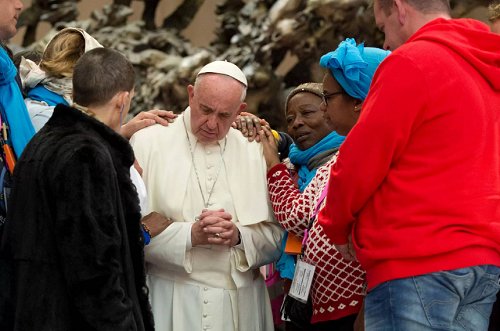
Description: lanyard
xmin=301 ymin=182 xmax=329 ymax=254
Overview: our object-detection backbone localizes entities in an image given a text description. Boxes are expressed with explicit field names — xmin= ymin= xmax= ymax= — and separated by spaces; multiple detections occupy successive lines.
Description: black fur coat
xmin=0 ymin=104 xmax=154 ymax=331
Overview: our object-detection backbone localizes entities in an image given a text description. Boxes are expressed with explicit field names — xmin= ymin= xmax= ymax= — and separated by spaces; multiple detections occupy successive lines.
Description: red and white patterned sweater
xmin=267 ymin=156 xmax=365 ymax=323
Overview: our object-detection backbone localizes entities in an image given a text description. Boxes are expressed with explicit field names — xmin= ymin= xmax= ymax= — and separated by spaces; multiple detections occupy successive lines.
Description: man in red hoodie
xmin=318 ymin=0 xmax=500 ymax=330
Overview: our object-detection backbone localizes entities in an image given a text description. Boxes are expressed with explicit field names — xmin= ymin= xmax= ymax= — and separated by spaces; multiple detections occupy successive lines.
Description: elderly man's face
xmin=188 ymin=74 xmax=246 ymax=144
xmin=0 ymin=0 xmax=22 ymax=40
xmin=374 ymin=0 xmax=407 ymax=50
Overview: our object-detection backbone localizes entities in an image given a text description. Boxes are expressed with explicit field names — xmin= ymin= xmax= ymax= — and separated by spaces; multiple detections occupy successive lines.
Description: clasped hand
xmin=191 ymin=209 xmax=239 ymax=247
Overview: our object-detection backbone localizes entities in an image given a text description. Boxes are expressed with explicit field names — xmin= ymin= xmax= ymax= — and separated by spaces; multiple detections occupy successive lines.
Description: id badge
xmin=289 ymin=259 xmax=315 ymax=303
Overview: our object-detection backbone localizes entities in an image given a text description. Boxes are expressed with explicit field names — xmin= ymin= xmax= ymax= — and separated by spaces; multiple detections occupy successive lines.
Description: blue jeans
xmin=364 ymin=265 xmax=500 ymax=331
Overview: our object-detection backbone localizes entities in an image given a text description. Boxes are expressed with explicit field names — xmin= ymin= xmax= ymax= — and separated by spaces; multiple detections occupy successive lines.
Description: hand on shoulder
xmin=232 ymin=111 xmax=270 ymax=142
xmin=121 ymin=109 xmax=177 ymax=139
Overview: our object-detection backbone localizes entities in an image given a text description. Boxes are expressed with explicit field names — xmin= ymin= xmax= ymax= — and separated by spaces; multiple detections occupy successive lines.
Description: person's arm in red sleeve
xmin=318 ymin=54 xmax=428 ymax=248
xmin=267 ymin=163 xmax=322 ymax=236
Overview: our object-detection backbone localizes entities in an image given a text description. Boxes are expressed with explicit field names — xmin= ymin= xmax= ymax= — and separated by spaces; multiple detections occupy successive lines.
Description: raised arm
xmin=259 ymin=126 xmax=335 ymax=236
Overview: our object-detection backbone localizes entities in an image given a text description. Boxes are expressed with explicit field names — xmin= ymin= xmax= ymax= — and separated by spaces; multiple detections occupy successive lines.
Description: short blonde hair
xmin=489 ymin=2 xmax=500 ymax=22
xmin=40 ymin=30 xmax=85 ymax=78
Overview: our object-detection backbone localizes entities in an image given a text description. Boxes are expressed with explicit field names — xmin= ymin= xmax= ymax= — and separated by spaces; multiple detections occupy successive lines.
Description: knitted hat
xmin=285 ymin=82 xmax=322 ymax=114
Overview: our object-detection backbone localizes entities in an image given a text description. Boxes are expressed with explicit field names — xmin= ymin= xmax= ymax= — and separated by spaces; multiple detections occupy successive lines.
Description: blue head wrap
xmin=319 ymin=38 xmax=391 ymax=100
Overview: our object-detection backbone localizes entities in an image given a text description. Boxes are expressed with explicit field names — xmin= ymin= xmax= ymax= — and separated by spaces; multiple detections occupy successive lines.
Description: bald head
xmin=377 ymin=0 xmax=450 ymax=14
xmin=374 ymin=0 xmax=451 ymax=50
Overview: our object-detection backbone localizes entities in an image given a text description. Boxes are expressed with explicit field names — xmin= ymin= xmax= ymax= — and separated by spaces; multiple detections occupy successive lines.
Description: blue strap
xmin=0 ymin=165 xmax=7 ymax=211
xmin=27 ymin=85 xmax=69 ymax=107
xmin=142 ymin=227 xmax=151 ymax=245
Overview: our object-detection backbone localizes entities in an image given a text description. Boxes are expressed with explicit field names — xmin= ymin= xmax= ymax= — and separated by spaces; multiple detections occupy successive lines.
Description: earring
xmin=354 ymin=105 xmax=361 ymax=111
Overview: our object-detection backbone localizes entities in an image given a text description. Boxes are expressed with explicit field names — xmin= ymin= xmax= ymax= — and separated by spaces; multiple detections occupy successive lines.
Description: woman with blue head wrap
xmin=319 ymin=38 xmax=390 ymax=135
xmin=258 ymin=38 xmax=389 ymax=330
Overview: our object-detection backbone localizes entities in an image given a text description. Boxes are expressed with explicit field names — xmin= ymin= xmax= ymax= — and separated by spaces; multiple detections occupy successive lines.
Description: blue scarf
xmin=288 ymin=131 xmax=345 ymax=191
xmin=28 ymin=85 xmax=69 ymax=107
xmin=277 ymin=130 xmax=344 ymax=279
xmin=0 ymin=48 xmax=35 ymax=158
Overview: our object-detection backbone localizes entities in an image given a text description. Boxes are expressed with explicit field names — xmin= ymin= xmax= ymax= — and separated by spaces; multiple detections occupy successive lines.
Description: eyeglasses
xmin=321 ymin=91 xmax=345 ymax=106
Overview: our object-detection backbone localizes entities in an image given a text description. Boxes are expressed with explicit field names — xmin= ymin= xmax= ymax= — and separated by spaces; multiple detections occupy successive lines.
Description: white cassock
xmin=130 ymin=107 xmax=284 ymax=331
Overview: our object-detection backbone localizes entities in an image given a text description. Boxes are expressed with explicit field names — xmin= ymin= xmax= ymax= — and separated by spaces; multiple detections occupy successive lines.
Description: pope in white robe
xmin=130 ymin=61 xmax=284 ymax=331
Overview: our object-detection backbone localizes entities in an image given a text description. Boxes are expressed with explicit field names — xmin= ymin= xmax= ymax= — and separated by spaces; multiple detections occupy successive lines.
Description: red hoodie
xmin=319 ymin=18 xmax=500 ymax=290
